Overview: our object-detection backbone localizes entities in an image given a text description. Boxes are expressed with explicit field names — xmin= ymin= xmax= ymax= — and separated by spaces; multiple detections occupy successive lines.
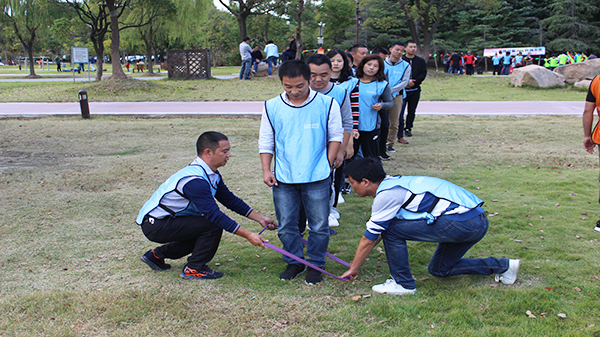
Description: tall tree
xmin=130 ymin=0 xmax=176 ymax=74
xmin=1 ymin=0 xmax=54 ymax=76
xmin=217 ymin=0 xmax=281 ymax=40
xmin=543 ymin=0 xmax=599 ymax=52
xmin=315 ymin=0 xmax=354 ymax=46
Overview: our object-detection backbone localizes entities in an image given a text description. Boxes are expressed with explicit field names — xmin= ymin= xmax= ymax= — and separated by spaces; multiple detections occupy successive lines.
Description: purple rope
xmin=258 ymin=226 xmax=352 ymax=280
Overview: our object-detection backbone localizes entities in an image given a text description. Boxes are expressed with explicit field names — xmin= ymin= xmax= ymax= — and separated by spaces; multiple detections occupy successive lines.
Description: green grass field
xmin=0 ymin=67 xmax=587 ymax=102
xmin=1 ymin=116 xmax=599 ymax=336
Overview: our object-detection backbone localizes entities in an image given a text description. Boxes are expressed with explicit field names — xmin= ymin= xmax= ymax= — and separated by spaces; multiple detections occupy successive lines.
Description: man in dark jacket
xmin=399 ymin=40 xmax=427 ymax=138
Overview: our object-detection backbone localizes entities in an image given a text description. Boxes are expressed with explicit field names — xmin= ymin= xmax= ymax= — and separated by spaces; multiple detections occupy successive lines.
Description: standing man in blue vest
xmin=384 ymin=41 xmax=411 ymax=151
xmin=259 ymin=60 xmax=343 ymax=285
xmin=307 ymin=54 xmax=353 ymax=226
xmin=341 ymin=158 xmax=520 ymax=295
xmin=136 ymin=132 xmax=277 ymax=280
xmin=501 ymin=52 xmax=512 ymax=75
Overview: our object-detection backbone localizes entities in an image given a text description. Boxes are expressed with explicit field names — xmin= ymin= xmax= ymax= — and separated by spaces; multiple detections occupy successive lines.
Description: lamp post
xmin=355 ymin=0 xmax=360 ymax=44
xmin=318 ymin=22 xmax=326 ymax=46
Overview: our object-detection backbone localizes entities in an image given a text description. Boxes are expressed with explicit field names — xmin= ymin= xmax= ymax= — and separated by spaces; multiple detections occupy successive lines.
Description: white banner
xmin=483 ymin=46 xmax=546 ymax=57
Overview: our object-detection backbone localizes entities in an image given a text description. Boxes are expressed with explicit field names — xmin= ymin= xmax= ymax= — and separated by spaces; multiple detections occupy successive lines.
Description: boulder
xmin=553 ymin=58 xmax=600 ymax=84
xmin=574 ymin=80 xmax=592 ymax=89
xmin=251 ymin=62 xmax=277 ymax=78
xmin=510 ymin=65 xmax=565 ymax=87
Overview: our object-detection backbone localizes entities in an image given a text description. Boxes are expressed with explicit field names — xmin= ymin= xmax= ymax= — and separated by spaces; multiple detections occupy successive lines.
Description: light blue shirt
xmin=264 ymin=43 xmax=279 ymax=58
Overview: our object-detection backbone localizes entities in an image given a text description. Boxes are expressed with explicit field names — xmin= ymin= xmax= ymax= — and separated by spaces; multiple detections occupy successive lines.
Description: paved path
xmin=0 ymin=101 xmax=584 ymax=118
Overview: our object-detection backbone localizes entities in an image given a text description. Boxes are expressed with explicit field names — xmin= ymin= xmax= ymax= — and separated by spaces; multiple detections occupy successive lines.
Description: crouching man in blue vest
xmin=136 ymin=131 xmax=277 ymax=280
xmin=341 ymin=158 xmax=520 ymax=295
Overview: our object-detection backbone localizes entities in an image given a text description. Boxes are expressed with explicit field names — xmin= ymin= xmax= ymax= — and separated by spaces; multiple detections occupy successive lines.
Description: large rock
xmin=553 ymin=58 xmax=600 ymax=84
xmin=575 ymin=80 xmax=592 ymax=89
xmin=510 ymin=65 xmax=565 ymax=87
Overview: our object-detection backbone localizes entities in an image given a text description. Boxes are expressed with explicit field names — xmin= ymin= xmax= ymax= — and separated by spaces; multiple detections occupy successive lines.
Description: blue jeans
xmin=501 ymin=64 xmax=511 ymax=75
xmin=273 ymin=178 xmax=331 ymax=268
xmin=240 ymin=58 xmax=252 ymax=79
xmin=382 ymin=213 xmax=509 ymax=289
xmin=266 ymin=56 xmax=277 ymax=75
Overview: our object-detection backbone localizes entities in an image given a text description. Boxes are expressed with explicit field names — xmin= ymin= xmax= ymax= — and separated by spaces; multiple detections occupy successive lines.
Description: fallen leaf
xmin=489 ymin=283 xmax=499 ymax=288
xmin=576 ymin=235 xmax=581 ymax=239
xmin=574 ymin=287 xmax=582 ymax=292
xmin=526 ymin=310 xmax=536 ymax=318
xmin=362 ymin=294 xmax=372 ymax=298
xmin=557 ymin=313 xmax=567 ymax=319
xmin=555 ymin=203 xmax=560 ymax=206
xmin=352 ymin=295 xmax=361 ymax=301
xmin=545 ymin=287 xmax=553 ymax=290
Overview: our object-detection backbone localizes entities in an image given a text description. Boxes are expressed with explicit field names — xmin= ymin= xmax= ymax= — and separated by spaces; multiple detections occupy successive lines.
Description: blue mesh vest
xmin=135 ymin=165 xmax=217 ymax=224
xmin=357 ymin=80 xmax=387 ymax=132
xmin=384 ymin=60 xmax=409 ymax=99
xmin=265 ymin=93 xmax=333 ymax=184
xmin=377 ymin=176 xmax=484 ymax=224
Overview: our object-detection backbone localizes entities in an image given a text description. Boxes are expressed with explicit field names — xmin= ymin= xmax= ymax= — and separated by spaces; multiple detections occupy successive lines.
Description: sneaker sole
xmin=595 ymin=227 xmax=600 ymax=232
xmin=180 ymin=272 xmax=223 ymax=280
xmin=140 ymin=255 xmax=170 ymax=271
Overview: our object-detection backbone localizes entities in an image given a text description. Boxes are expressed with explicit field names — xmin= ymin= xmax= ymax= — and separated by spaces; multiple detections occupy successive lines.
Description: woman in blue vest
xmin=346 ymin=54 xmax=394 ymax=159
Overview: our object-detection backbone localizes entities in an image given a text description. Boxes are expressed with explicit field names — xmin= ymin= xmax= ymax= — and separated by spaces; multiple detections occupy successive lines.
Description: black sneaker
xmin=180 ymin=265 xmax=224 ymax=280
xmin=341 ymin=182 xmax=352 ymax=194
xmin=386 ymin=146 xmax=396 ymax=153
xmin=305 ymin=268 xmax=323 ymax=285
xmin=279 ymin=264 xmax=306 ymax=281
xmin=379 ymin=153 xmax=391 ymax=161
xmin=595 ymin=220 xmax=600 ymax=232
xmin=405 ymin=129 xmax=413 ymax=137
xmin=140 ymin=250 xmax=171 ymax=271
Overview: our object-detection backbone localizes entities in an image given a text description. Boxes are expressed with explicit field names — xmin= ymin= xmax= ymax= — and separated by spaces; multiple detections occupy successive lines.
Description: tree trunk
xmin=295 ymin=0 xmax=304 ymax=60
xmin=237 ymin=13 xmax=248 ymax=41
xmin=107 ymin=1 xmax=127 ymax=80
xmin=91 ymin=35 xmax=105 ymax=81
xmin=27 ymin=42 xmax=36 ymax=77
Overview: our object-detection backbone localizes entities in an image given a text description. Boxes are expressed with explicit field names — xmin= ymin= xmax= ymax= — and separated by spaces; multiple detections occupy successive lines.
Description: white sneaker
xmin=330 ymin=208 xmax=340 ymax=220
xmin=328 ymin=214 xmax=339 ymax=227
xmin=338 ymin=193 xmax=345 ymax=204
xmin=372 ymin=279 xmax=417 ymax=295
xmin=495 ymin=259 xmax=520 ymax=285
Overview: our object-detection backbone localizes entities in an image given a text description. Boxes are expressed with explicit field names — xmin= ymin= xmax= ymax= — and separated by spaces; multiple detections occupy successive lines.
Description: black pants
xmin=493 ymin=65 xmax=501 ymax=75
xmin=398 ymin=89 xmax=421 ymax=138
xmin=379 ymin=109 xmax=390 ymax=154
xmin=353 ymin=129 xmax=380 ymax=159
xmin=141 ymin=216 xmax=223 ymax=270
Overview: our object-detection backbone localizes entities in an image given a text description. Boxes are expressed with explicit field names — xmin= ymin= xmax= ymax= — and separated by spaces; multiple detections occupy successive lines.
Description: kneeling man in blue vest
xmin=340 ymin=157 xmax=520 ymax=295
xmin=136 ymin=131 xmax=277 ymax=280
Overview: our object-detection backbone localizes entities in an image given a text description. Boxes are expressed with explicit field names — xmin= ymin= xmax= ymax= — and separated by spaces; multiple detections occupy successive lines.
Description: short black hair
xmin=242 ymin=37 xmax=250 ymax=42
xmin=306 ymin=54 xmax=332 ymax=68
xmin=267 ymin=40 xmax=274 ymax=44
xmin=390 ymin=41 xmax=405 ymax=48
xmin=345 ymin=157 xmax=386 ymax=183
xmin=350 ymin=44 xmax=368 ymax=53
xmin=405 ymin=40 xmax=416 ymax=46
xmin=371 ymin=47 xmax=389 ymax=56
xmin=197 ymin=132 xmax=228 ymax=155
xmin=278 ymin=59 xmax=311 ymax=81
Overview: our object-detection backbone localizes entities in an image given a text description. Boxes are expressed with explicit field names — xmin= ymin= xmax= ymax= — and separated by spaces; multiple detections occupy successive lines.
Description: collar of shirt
xmin=281 ymin=87 xmax=317 ymax=107
xmin=191 ymin=157 xmax=220 ymax=187
xmin=385 ymin=57 xmax=404 ymax=66
xmin=314 ymin=83 xmax=334 ymax=95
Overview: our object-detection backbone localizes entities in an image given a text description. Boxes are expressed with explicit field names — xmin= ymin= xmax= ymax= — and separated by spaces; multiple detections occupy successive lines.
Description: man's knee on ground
xmin=428 ymin=264 xmax=451 ymax=278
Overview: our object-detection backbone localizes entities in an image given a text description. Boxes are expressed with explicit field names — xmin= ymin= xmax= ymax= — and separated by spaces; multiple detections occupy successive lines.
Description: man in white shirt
xmin=259 ymin=60 xmax=343 ymax=285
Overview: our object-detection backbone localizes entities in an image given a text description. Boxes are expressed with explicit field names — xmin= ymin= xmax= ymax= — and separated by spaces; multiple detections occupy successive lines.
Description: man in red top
xmin=583 ymin=75 xmax=600 ymax=232
xmin=464 ymin=51 xmax=477 ymax=76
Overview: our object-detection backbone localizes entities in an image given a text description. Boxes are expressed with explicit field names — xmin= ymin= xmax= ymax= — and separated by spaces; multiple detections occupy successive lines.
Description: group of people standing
xmin=239 ymin=37 xmax=300 ymax=79
xmin=134 ymin=40 xmax=521 ymax=296
xmin=443 ymin=51 xmax=478 ymax=75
